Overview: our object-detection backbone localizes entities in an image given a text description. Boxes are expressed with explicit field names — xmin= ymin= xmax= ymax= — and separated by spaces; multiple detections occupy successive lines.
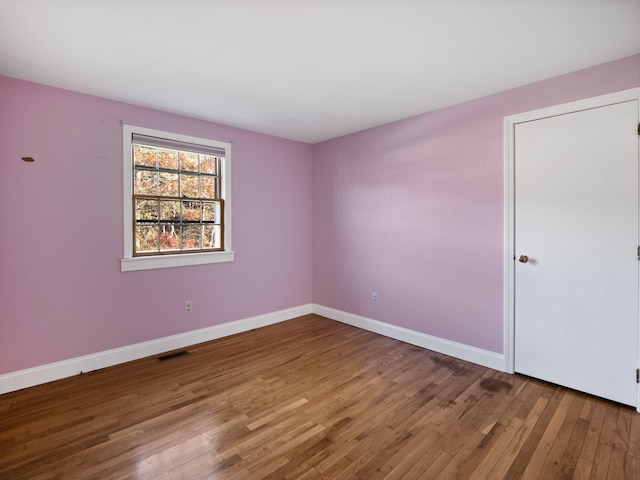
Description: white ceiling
xmin=1 ymin=1 xmax=639 ymax=143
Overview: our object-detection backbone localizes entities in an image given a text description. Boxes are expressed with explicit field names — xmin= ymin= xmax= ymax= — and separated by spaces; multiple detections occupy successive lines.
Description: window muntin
xmin=131 ymin=139 xmax=224 ymax=256
xmin=121 ymin=125 xmax=233 ymax=271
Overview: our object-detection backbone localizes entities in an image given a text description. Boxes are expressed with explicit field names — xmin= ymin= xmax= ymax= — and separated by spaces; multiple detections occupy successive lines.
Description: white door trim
xmin=503 ymin=87 xmax=640 ymax=411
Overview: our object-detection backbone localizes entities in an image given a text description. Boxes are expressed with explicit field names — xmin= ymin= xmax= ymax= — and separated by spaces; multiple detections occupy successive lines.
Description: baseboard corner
xmin=311 ymin=304 xmax=504 ymax=371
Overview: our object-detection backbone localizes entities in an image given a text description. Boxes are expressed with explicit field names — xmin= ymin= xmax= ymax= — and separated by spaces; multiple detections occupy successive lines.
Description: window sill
xmin=121 ymin=251 xmax=234 ymax=272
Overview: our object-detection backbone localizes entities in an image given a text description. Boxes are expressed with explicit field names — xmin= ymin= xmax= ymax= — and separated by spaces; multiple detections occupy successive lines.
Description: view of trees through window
xmin=132 ymin=142 xmax=224 ymax=255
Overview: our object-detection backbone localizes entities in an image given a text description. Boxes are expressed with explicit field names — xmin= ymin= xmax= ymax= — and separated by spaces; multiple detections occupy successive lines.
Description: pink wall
xmin=0 ymin=76 xmax=313 ymax=374
xmin=312 ymin=54 xmax=640 ymax=353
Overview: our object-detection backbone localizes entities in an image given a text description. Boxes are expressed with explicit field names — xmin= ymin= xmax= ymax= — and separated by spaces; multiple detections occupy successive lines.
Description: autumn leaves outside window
xmin=132 ymin=134 xmax=225 ymax=256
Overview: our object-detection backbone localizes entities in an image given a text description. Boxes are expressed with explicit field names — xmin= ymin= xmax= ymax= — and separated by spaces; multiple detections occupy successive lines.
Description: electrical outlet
xmin=184 ymin=300 xmax=193 ymax=314
xmin=371 ymin=292 xmax=378 ymax=304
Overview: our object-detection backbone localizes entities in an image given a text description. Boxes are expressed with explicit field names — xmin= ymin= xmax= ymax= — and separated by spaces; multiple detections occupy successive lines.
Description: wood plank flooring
xmin=1 ymin=314 xmax=639 ymax=479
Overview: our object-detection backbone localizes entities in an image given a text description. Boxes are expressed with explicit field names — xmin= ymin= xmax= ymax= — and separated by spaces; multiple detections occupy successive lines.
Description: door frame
xmin=503 ymin=87 xmax=640 ymax=411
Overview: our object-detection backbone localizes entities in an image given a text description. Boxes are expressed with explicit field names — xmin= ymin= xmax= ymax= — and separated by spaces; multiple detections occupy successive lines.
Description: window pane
xmin=133 ymin=145 xmax=156 ymax=168
xmin=180 ymin=173 xmax=199 ymax=198
xmin=202 ymin=201 xmax=219 ymax=222
xmin=182 ymin=200 xmax=201 ymax=222
xmin=200 ymin=176 xmax=216 ymax=199
xmin=180 ymin=152 xmax=199 ymax=173
xmin=159 ymin=199 xmax=180 ymax=221
xmin=136 ymin=225 xmax=159 ymax=252
xmin=182 ymin=225 xmax=202 ymax=250
xmin=157 ymin=148 xmax=179 ymax=170
xmin=159 ymin=225 xmax=179 ymax=251
xmin=203 ymin=225 xmax=221 ymax=249
xmin=200 ymin=155 xmax=217 ymax=175
xmin=135 ymin=198 xmax=159 ymax=221
xmin=134 ymin=170 xmax=158 ymax=195
xmin=159 ymin=172 xmax=179 ymax=197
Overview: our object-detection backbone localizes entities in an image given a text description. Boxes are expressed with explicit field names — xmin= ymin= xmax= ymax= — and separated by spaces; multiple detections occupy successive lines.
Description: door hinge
xmin=638 ymin=123 xmax=640 ymax=136
xmin=636 ymin=368 xmax=639 ymax=384
xmin=637 ymin=246 xmax=640 ymax=259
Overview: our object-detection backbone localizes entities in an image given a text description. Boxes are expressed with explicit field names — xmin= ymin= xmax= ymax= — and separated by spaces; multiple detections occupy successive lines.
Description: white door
xmin=514 ymin=99 xmax=639 ymax=406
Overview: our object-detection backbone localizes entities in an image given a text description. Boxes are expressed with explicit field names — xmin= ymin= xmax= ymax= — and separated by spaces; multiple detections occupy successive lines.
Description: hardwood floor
xmin=1 ymin=314 xmax=639 ymax=479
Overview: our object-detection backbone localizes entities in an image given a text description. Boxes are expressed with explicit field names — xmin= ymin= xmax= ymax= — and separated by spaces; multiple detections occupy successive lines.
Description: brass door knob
xmin=518 ymin=255 xmax=529 ymax=263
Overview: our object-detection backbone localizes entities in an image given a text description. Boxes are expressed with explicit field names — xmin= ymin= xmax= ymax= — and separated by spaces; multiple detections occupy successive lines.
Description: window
xmin=121 ymin=125 xmax=233 ymax=271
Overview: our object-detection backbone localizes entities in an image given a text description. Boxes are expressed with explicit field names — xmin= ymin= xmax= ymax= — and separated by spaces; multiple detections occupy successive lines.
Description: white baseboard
xmin=312 ymin=305 xmax=505 ymax=371
xmin=1 ymin=303 xmax=505 ymax=396
xmin=0 ymin=304 xmax=313 ymax=395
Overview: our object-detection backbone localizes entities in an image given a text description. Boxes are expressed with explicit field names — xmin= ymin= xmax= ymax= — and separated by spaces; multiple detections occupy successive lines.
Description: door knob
xmin=518 ymin=255 xmax=529 ymax=263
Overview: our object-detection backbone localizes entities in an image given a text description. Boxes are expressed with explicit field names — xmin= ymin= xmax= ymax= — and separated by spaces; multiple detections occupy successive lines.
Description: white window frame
xmin=121 ymin=124 xmax=233 ymax=272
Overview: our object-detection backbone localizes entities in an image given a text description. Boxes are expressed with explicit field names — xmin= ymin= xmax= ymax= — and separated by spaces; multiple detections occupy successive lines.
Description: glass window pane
xmin=180 ymin=174 xmax=199 ymax=198
xmin=200 ymin=176 xmax=216 ymax=199
xmin=182 ymin=225 xmax=202 ymax=250
xmin=180 ymin=152 xmax=199 ymax=173
xmin=159 ymin=225 xmax=179 ymax=251
xmin=135 ymin=198 xmax=159 ymax=221
xmin=159 ymin=172 xmax=179 ymax=197
xmin=203 ymin=225 xmax=221 ymax=249
xmin=157 ymin=148 xmax=179 ymax=170
xmin=200 ymin=155 xmax=217 ymax=175
xmin=136 ymin=225 xmax=159 ymax=252
xmin=133 ymin=145 xmax=157 ymax=168
xmin=181 ymin=200 xmax=201 ymax=222
xmin=134 ymin=170 xmax=158 ymax=195
xmin=202 ymin=201 xmax=218 ymax=222
xmin=159 ymin=199 xmax=180 ymax=221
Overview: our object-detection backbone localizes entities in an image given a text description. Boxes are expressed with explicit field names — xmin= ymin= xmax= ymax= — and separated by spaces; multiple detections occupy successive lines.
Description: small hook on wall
xmin=21 ymin=156 xmax=35 ymax=162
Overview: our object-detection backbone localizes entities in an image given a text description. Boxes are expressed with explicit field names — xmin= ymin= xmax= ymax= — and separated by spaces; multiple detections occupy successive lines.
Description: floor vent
xmin=157 ymin=350 xmax=189 ymax=362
